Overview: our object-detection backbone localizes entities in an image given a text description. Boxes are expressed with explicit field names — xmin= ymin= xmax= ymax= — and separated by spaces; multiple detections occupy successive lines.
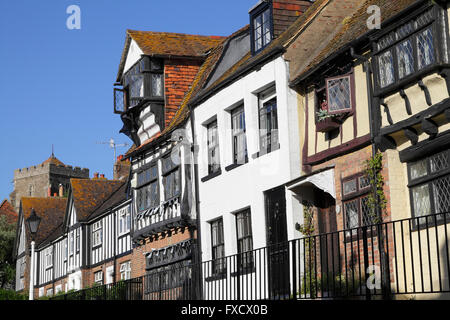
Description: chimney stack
xmin=100 ymin=174 xmax=105 ymax=179
xmin=94 ymin=172 xmax=99 ymax=179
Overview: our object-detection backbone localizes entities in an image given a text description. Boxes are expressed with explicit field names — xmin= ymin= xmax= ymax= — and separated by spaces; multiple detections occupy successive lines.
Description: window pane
xmin=379 ymin=51 xmax=395 ymax=88
xmin=397 ymin=39 xmax=415 ymax=78
xmin=327 ymin=77 xmax=351 ymax=112
xmin=129 ymin=74 xmax=144 ymax=98
xmin=343 ymin=179 xmax=357 ymax=195
xmin=412 ymin=184 xmax=431 ymax=217
xmin=410 ymin=159 xmax=428 ymax=180
xmin=430 ymin=150 xmax=449 ymax=173
xmin=417 ymin=28 xmax=435 ymax=68
xmin=345 ymin=199 xmax=359 ymax=230
xmin=433 ymin=175 xmax=450 ymax=214
xmin=152 ymin=73 xmax=163 ymax=96
xmin=361 ymin=196 xmax=376 ymax=226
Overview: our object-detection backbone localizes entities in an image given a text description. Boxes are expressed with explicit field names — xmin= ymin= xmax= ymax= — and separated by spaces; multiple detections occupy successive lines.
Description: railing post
xmin=291 ymin=240 xmax=297 ymax=300
xmin=362 ymin=226 xmax=371 ymax=301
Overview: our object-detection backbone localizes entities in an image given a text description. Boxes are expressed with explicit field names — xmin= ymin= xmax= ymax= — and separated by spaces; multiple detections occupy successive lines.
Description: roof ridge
xmin=126 ymin=29 xmax=226 ymax=39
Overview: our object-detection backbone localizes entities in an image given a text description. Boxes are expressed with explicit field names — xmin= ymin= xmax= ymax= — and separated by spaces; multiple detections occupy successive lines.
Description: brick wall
xmin=131 ymin=226 xmax=196 ymax=278
xmin=306 ymin=146 xmax=395 ymax=284
xmin=164 ymin=58 xmax=202 ymax=127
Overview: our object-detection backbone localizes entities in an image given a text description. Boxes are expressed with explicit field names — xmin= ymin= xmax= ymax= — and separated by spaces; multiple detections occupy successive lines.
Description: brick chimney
xmin=93 ymin=172 xmax=99 ymax=179
xmin=99 ymin=174 xmax=105 ymax=179
xmin=272 ymin=0 xmax=313 ymax=37
xmin=114 ymin=155 xmax=131 ymax=181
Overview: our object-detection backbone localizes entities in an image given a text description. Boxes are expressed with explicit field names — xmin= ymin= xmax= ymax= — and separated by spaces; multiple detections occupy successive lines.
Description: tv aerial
xmin=96 ymin=138 xmax=129 ymax=164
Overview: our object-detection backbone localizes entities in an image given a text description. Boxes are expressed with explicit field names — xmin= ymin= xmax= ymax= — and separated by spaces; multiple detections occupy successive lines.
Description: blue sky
xmin=0 ymin=0 xmax=256 ymax=203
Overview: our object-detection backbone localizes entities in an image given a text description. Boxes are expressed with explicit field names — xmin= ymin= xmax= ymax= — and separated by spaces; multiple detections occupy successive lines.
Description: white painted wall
xmin=193 ymin=56 xmax=302 ymax=264
xmin=123 ymin=39 xmax=144 ymax=75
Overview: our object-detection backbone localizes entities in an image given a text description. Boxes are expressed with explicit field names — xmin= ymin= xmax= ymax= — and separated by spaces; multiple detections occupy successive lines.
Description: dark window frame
xmin=234 ymin=208 xmax=255 ymax=275
xmin=258 ymin=87 xmax=279 ymax=156
xmin=207 ymin=119 xmax=221 ymax=175
xmin=161 ymin=150 xmax=181 ymax=201
xmin=135 ymin=164 xmax=160 ymax=213
xmin=372 ymin=5 xmax=447 ymax=95
xmin=250 ymin=1 xmax=273 ymax=55
xmin=315 ymin=70 xmax=356 ymax=124
xmin=407 ymin=148 xmax=450 ymax=229
xmin=210 ymin=218 xmax=226 ymax=277
xmin=114 ymin=56 xmax=164 ymax=114
xmin=342 ymin=173 xmax=374 ymax=241
xmin=231 ymin=105 xmax=248 ymax=165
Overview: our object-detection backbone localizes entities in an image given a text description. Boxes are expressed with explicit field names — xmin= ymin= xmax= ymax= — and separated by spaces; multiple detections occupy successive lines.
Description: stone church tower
xmin=9 ymin=153 xmax=89 ymax=212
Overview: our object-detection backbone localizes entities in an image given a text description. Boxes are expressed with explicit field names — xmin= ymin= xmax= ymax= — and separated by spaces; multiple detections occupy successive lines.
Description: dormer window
xmin=250 ymin=1 xmax=273 ymax=55
xmin=114 ymin=56 xmax=164 ymax=114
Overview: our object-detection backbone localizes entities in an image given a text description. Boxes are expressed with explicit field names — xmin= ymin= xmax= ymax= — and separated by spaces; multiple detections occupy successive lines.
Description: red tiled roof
xmin=0 ymin=199 xmax=18 ymax=224
xmin=41 ymin=154 xmax=65 ymax=167
xmin=21 ymin=197 xmax=67 ymax=247
xmin=123 ymin=27 xmax=236 ymax=158
xmin=70 ymin=178 xmax=123 ymax=222
xmin=127 ymin=30 xmax=225 ymax=57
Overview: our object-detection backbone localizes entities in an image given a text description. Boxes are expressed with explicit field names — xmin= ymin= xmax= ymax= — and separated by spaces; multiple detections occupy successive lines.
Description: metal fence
xmin=51 ymin=212 xmax=450 ymax=300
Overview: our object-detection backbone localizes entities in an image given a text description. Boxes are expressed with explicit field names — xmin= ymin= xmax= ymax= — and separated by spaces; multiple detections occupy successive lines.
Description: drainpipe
xmin=188 ymin=104 xmax=203 ymax=300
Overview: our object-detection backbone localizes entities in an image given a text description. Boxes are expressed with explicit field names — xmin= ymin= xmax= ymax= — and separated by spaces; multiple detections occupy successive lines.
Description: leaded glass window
xmin=162 ymin=151 xmax=181 ymax=201
xmin=327 ymin=76 xmax=352 ymax=113
xmin=342 ymin=173 xmax=373 ymax=238
xmin=408 ymin=148 xmax=450 ymax=224
xmin=136 ymin=164 xmax=159 ymax=212
xmin=417 ymin=27 xmax=435 ymax=68
xmin=397 ymin=39 xmax=415 ymax=78
xmin=375 ymin=8 xmax=441 ymax=89
xmin=379 ymin=51 xmax=395 ymax=88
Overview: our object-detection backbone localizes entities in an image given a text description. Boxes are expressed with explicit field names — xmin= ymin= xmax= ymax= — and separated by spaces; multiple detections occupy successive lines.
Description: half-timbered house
xmin=113 ymin=29 xmax=225 ymax=299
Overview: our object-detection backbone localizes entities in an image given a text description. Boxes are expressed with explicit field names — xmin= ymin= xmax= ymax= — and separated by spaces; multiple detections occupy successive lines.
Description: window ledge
xmin=251 ymin=144 xmax=281 ymax=159
xmin=201 ymin=168 xmax=222 ymax=182
xmin=205 ymin=272 xmax=227 ymax=282
xmin=225 ymin=162 xmax=247 ymax=172
xmin=231 ymin=267 xmax=256 ymax=277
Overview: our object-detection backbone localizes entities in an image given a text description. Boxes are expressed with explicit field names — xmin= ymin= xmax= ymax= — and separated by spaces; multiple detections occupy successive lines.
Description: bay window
xmin=162 ymin=151 xmax=181 ymax=201
xmin=136 ymin=164 xmax=159 ymax=213
xmin=114 ymin=56 xmax=164 ymax=114
xmin=375 ymin=7 xmax=444 ymax=90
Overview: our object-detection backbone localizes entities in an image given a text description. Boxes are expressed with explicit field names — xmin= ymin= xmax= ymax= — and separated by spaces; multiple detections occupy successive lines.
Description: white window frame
xmin=120 ymin=261 xmax=131 ymax=280
xmin=94 ymin=271 xmax=103 ymax=284
xmin=118 ymin=208 xmax=131 ymax=236
xmin=92 ymin=221 xmax=103 ymax=247
xmin=45 ymin=248 xmax=53 ymax=269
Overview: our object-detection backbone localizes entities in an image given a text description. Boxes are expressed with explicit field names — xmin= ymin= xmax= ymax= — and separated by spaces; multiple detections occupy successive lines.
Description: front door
xmin=265 ymin=186 xmax=290 ymax=299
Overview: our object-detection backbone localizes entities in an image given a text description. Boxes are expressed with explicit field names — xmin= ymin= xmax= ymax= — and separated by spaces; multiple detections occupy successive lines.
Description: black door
xmin=265 ymin=186 xmax=290 ymax=299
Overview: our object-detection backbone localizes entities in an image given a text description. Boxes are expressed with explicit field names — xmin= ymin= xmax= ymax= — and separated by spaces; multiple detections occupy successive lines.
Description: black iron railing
xmin=51 ymin=212 xmax=450 ymax=300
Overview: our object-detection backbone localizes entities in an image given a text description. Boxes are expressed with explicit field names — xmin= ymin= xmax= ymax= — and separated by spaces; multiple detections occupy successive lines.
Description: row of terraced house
xmin=13 ymin=0 xmax=450 ymax=300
